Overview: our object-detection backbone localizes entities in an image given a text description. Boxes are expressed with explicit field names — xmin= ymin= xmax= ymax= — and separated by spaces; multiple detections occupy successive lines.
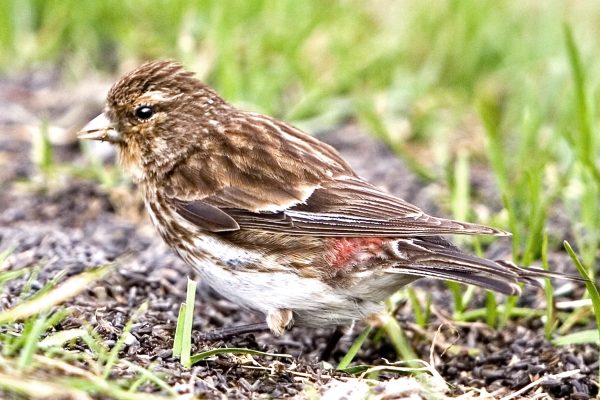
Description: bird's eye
xmin=134 ymin=105 xmax=154 ymax=120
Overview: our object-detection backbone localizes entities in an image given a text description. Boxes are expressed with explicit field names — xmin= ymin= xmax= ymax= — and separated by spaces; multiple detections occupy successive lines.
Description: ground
xmin=0 ymin=69 xmax=597 ymax=399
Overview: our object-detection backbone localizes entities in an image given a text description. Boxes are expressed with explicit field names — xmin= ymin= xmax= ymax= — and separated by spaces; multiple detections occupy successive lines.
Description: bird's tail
xmin=387 ymin=236 xmax=585 ymax=295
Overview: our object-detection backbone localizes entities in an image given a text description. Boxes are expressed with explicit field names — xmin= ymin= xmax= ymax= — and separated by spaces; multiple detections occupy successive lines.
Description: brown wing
xmin=173 ymin=176 xmax=508 ymax=237
xmin=166 ymin=111 xmax=508 ymax=237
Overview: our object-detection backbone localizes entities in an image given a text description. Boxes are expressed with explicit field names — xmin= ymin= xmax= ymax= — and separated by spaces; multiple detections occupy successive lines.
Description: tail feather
xmin=390 ymin=266 xmax=522 ymax=295
xmin=495 ymin=260 xmax=586 ymax=286
xmin=388 ymin=237 xmax=585 ymax=295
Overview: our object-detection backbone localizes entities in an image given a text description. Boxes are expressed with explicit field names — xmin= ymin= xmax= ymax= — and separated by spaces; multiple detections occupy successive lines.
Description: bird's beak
xmin=78 ymin=113 xmax=122 ymax=143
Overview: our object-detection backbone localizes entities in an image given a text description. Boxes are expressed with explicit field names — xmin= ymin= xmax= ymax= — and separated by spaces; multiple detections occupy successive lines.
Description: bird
xmin=78 ymin=60 xmax=577 ymax=339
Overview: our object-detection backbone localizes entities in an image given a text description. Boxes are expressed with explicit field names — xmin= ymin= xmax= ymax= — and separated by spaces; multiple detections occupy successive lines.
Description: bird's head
xmin=78 ymin=60 xmax=227 ymax=181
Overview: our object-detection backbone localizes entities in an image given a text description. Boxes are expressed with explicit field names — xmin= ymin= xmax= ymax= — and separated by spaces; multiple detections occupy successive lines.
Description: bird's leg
xmin=320 ymin=325 xmax=347 ymax=361
xmin=198 ymin=309 xmax=294 ymax=341
xmin=198 ymin=322 xmax=271 ymax=341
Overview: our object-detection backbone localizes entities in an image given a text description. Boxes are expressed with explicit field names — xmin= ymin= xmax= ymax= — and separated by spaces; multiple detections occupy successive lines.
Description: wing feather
xmin=166 ymin=111 xmax=507 ymax=237
xmin=172 ymin=176 xmax=508 ymax=237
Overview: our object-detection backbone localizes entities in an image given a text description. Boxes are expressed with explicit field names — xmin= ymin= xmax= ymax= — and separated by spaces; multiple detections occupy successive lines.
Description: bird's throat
xmin=118 ymin=143 xmax=146 ymax=182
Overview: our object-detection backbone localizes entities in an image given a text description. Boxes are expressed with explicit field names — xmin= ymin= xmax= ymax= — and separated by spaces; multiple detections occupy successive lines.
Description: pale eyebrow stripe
xmin=142 ymin=90 xmax=182 ymax=102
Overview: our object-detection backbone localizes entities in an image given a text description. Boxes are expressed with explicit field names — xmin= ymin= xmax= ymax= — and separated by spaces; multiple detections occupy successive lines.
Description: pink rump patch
xmin=326 ymin=237 xmax=385 ymax=270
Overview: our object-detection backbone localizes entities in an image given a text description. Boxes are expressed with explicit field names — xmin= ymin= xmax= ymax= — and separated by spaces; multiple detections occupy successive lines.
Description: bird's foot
xmin=266 ymin=309 xmax=294 ymax=336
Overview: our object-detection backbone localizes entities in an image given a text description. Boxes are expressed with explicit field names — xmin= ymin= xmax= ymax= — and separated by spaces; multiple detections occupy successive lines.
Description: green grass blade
xmin=0 ymin=265 xmax=112 ymax=324
xmin=181 ymin=278 xmax=197 ymax=368
xmin=563 ymin=24 xmax=600 ymax=185
xmin=190 ymin=347 xmax=291 ymax=364
xmin=461 ymin=307 xmax=544 ymax=322
xmin=563 ymin=241 xmax=600 ymax=320
xmin=121 ymin=360 xmax=177 ymax=395
xmin=380 ymin=314 xmax=419 ymax=366
xmin=17 ymin=312 xmax=49 ymax=370
xmin=563 ymin=240 xmax=600 ymax=381
xmin=172 ymin=303 xmax=186 ymax=358
xmin=553 ymin=329 xmax=599 ymax=346
xmin=407 ymin=288 xmax=429 ymax=328
xmin=542 ymin=232 xmax=556 ymax=340
xmin=31 ymin=120 xmax=54 ymax=176
xmin=485 ymin=292 xmax=497 ymax=327
xmin=337 ymin=325 xmax=373 ymax=370
xmin=0 ymin=269 xmax=27 ymax=286
xmin=38 ymin=329 xmax=89 ymax=349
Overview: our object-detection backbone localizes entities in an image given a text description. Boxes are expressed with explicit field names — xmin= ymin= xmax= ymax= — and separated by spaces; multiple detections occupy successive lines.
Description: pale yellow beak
xmin=78 ymin=113 xmax=121 ymax=143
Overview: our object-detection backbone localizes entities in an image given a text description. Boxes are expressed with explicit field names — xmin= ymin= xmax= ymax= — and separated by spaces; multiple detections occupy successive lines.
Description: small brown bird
xmin=79 ymin=60 xmax=572 ymax=337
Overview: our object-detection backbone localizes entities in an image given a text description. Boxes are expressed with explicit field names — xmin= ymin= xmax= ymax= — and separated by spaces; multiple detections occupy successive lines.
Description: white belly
xmin=177 ymin=235 xmax=384 ymax=327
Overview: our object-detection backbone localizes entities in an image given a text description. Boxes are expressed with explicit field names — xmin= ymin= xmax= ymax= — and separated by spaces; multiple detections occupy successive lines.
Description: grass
xmin=0 ymin=262 xmax=182 ymax=399
xmin=171 ymin=278 xmax=196 ymax=367
xmin=1 ymin=0 xmax=599 ymax=396
xmin=563 ymin=241 xmax=600 ymax=382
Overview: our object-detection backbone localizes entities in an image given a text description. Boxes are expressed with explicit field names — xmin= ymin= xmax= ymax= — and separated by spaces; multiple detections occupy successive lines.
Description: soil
xmin=0 ymin=69 xmax=597 ymax=399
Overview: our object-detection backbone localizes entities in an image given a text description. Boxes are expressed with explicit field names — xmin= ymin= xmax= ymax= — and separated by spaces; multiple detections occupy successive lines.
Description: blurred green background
xmin=1 ymin=0 xmax=599 ymax=269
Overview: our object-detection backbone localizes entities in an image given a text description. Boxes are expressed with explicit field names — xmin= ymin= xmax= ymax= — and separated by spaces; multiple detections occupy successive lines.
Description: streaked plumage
xmin=78 ymin=60 xmax=577 ymax=335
